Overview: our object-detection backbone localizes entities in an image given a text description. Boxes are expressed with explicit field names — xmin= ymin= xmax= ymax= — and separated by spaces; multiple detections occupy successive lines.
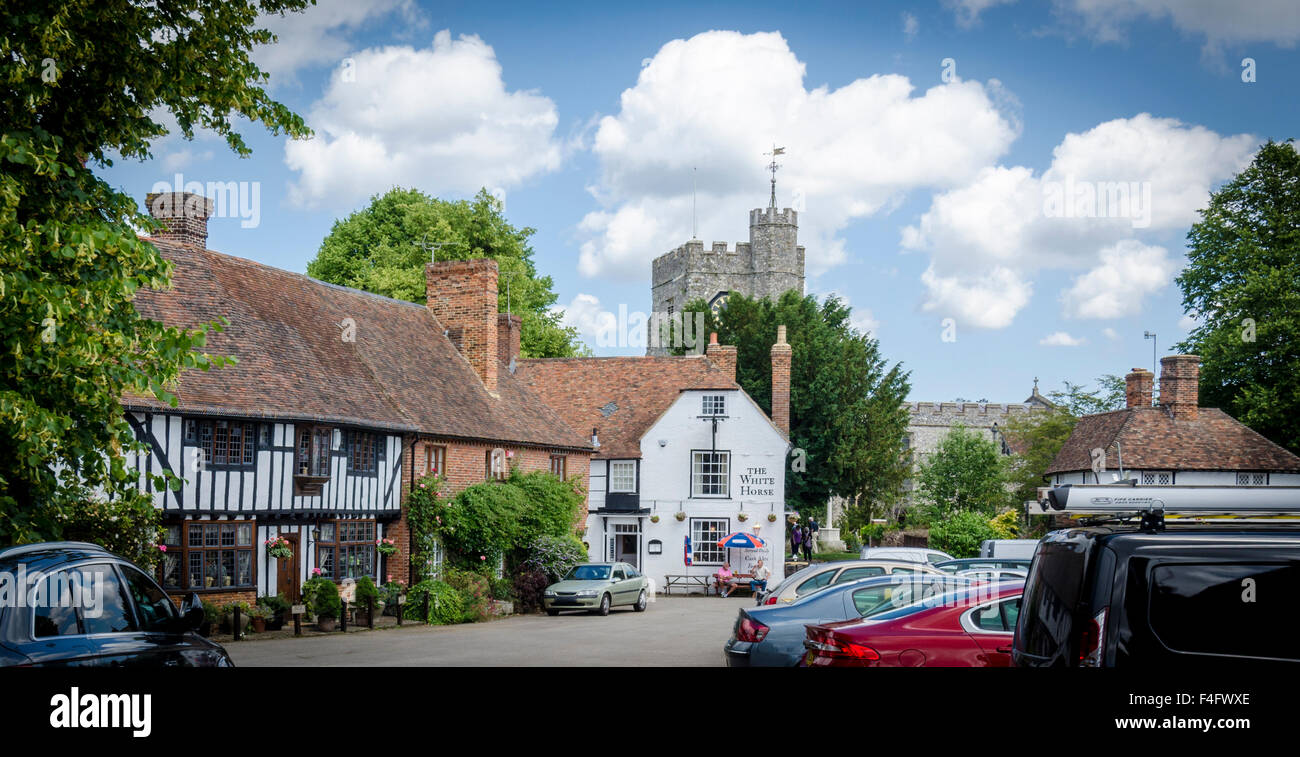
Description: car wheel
xmin=597 ymin=593 xmax=611 ymax=616
xmin=633 ymin=589 xmax=647 ymax=612
xmin=546 ymin=608 xmax=560 ymax=617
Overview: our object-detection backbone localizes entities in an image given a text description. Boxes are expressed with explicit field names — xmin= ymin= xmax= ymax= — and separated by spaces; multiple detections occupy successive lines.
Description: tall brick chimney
xmin=145 ymin=191 xmax=213 ymax=247
xmin=426 ymin=259 xmax=499 ymax=394
xmin=1124 ymin=368 xmax=1154 ymax=408
xmin=1158 ymin=355 xmax=1200 ymax=421
xmin=497 ymin=312 xmax=521 ymax=368
xmin=771 ymin=325 xmax=791 ymax=435
xmin=705 ymin=332 xmax=737 ymax=383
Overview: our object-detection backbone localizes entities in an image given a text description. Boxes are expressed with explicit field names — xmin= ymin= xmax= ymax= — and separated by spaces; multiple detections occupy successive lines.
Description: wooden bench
xmin=711 ymin=572 xmax=757 ymax=597
xmin=662 ymin=574 xmax=711 ymax=595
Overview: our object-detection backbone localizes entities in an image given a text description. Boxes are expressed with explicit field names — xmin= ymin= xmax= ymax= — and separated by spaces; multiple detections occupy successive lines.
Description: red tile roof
xmin=1047 ymin=406 xmax=1300 ymax=475
xmin=514 ymin=356 xmax=742 ymax=459
xmin=126 ymin=241 xmax=590 ymax=450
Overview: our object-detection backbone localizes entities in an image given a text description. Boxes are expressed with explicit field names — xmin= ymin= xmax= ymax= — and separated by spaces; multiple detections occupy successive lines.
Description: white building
xmin=518 ymin=331 xmax=793 ymax=591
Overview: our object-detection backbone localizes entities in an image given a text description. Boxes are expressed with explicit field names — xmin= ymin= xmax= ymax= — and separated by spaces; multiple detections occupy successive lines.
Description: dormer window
xmin=702 ymin=394 xmax=726 ymax=416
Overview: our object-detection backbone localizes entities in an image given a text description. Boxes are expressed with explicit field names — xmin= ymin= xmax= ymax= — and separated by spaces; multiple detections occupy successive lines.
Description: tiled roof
xmin=126 ymin=241 xmax=590 ymax=450
xmin=514 ymin=355 xmax=741 ymax=459
xmin=1046 ymin=406 xmax=1300 ymax=474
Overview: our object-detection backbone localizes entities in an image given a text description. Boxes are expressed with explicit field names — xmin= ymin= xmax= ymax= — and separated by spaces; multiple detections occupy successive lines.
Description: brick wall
xmin=425 ymin=259 xmax=499 ymax=394
xmin=145 ymin=192 xmax=212 ymax=247
xmin=770 ymin=325 xmax=791 ymax=434
xmin=1159 ymin=355 xmax=1200 ymax=421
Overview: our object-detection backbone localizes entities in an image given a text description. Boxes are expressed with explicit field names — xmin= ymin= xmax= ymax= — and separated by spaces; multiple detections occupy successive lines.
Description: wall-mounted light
xmin=658 ymin=439 xmax=668 ymax=447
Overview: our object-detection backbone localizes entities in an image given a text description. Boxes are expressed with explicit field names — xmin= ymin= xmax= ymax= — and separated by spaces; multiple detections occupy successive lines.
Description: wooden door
xmin=276 ymin=533 xmax=301 ymax=602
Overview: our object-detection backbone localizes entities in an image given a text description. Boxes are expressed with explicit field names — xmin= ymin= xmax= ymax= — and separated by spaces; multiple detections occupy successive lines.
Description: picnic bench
xmin=662 ymin=574 xmax=711 ymax=595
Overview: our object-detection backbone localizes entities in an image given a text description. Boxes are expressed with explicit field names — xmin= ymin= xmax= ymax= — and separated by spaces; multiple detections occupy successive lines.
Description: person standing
xmin=801 ymin=519 xmax=814 ymax=561
xmin=790 ymin=523 xmax=803 ymax=561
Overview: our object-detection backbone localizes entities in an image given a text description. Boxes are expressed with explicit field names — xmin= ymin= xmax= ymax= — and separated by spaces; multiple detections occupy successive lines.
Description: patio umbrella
xmin=717 ymin=532 xmax=767 ymax=549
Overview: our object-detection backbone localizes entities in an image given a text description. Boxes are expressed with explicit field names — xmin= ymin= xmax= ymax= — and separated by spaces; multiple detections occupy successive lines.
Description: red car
xmin=803 ymin=581 xmax=1023 ymax=667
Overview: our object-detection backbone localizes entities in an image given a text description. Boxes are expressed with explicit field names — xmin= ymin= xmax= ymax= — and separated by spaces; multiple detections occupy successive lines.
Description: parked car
xmin=543 ymin=562 xmax=648 ymax=616
xmin=979 ymin=539 xmax=1040 ymax=560
xmin=756 ymin=558 xmax=943 ymax=606
xmin=856 ymin=546 xmax=953 ymax=565
xmin=955 ymin=568 xmax=1027 ymax=583
xmin=726 ymin=573 xmax=974 ymax=666
xmin=1013 ymin=526 xmax=1300 ymax=667
xmin=934 ymin=558 xmax=1031 ymax=573
xmin=0 ymin=541 xmax=232 ymax=667
xmin=804 ymin=581 xmax=1024 ymax=667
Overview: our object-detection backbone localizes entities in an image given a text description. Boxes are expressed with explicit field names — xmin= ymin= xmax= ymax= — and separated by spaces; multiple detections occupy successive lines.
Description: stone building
xmin=647 ymin=201 xmax=805 ymax=355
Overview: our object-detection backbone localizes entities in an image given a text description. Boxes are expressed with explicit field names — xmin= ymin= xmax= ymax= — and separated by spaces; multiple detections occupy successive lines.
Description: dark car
xmin=725 ymin=573 xmax=974 ymax=666
xmin=1013 ymin=526 xmax=1300 ymax=667
xmin=0 ymin=542 xmax=233 ymax=667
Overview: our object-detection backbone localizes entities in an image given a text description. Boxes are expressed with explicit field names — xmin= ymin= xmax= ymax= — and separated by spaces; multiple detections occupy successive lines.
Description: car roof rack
xmin=1030 ymin=484 xmax=1300 ymax=531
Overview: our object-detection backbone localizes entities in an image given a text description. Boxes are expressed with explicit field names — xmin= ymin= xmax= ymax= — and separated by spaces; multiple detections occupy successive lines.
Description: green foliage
xmin=201 ymin=600 xmax=221 ymax=627
xmin=443 ymin=567 xmax=492 ymax=622
xmin=257 ymin=593 xmax=290 ymax=619
xmin=402 ymin=579 xmax=464 ymax=625
xmin=811 ymin=551 xmax=859 ymax=563
xmin=489 ymin=577 xmax=515 ymax=602
xmin=1046 ymin=377 xmax=1125 ymax=417
xmin=678 ymin=291 xmax=911 ymax=522
xmin=916 ymin=425 xmax=1011 ymax=518
xmin=354 ymin=575 xmax=380 ymax=607
xmin=512 ymin=570 xmax=549 ymax=614
xmin=55 ymin=491 xmax=165 ymax=569
xmin=306 ymin=187 xmax=586 ymax=357
xmin=1176 ymin=140 xmax=1300 ymax=453
xmin=927 ymin=510 xmax=998 ymax=558
xmin=1 ymin=0 xmax=310 ymax=544
xmin=304 ymin=576 xmax=340 ymax=620
xmin=509 ymin=469 xmax=586 ymax=548
xmin=439 ymin=481 xmax=526 ymax=569
xmin=519 ymin=534 xmax=588 ymax=581
xmin=987 ymin=509 xmax=1022 ymax=539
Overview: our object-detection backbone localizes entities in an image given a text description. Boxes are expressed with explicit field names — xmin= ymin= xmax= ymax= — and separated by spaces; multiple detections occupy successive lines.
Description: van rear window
xmin=1149 ymin=563 xmax=1299 ymax=661
xmin=1016 ymin=539 xmax=1088 ymax=660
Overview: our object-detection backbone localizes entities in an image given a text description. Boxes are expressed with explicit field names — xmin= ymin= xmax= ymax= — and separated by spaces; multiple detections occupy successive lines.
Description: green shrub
xmin=510 ymin=469 xmax=586 ymax=547
xmin=988 ymin=509 xmax=1022 ymax=539
xmin=55 ymin=490 xmax=166 ymax=569
xmin=402 ymin=579 xmax=464 ymax=625
xmin=927 ymin=510 xmax=998 ymax=558
xmin=304 ymin=576 xmax=340 ymax=619
xmin=444 ymin=567 xmax=492 ymax=622
xmin=489 ymin=577 xmax=515 ymax=602
xmin=354 ymin=575 xmax=380 ymax=608
xmin=512 ymin=570 xmax=549 ymax=614
xmin=519 ymin=534 xmax=587 ymax=582
xmin=201 ymin=599 xmax=221 ymax=627
xmin=257 ymin=593 xmax=290 ymax=619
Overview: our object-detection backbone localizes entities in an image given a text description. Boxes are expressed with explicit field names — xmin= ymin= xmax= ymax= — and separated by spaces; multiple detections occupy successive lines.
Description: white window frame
xmin=1236 ymin=472 xmax=1268 ymax=486
xmin=690 ymin=518 xmax=729 ymax=565
xmin=702 ymin=394 xmax=726 ymax=416
xmin=691 ymin=450 xmax=730 ymax=498
xmin=609 ymin=460 xmax=637 ymax=493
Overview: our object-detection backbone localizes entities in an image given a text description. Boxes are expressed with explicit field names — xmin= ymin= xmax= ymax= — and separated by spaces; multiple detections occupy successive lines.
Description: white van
xmin=856 ymin=546 xmax=954 ymax=565
xmin=978 ymin=539 xmax=1040 ymax=560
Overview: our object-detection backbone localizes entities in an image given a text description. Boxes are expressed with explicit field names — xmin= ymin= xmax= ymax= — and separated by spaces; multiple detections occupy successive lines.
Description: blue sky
xmin=98 ymin=0 xmax=1300 ymax=402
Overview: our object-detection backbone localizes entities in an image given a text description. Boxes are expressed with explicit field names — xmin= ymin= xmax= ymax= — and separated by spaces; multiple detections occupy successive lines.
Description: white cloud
xmin=902 ymin=12 xmax=920 ymax=41
xmin=552 ymin=293 xmax=616 ymax=344
xmin=1103 ymin=327 xmax=1120 ymax=340
xmin=944 ymin=0 xmax=1019 ymax=27
xmin=903 ymin=114 xmax=1254 ymax=327
xmin=1061 ymin=241 xmax=1176 ymax=319
xmin=161 ymin=148 xmax=214 ymax=172
xmin=252 ymin=0 xmax=422 ymax=85
xmin=1040 ymin=331 xmax=1086 ymax=347
xmin=1178 ymin=313 xmax=1199 ymax=331
xmin=1055 ymin=0 xmax=1300 ymax=50
xmin=577 ymin=30 xmax=1019 ymax=280
xmin=284 ymin=31 xmax=562 ymax=209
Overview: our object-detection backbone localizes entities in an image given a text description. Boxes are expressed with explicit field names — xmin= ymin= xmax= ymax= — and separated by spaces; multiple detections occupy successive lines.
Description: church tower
xmin=648 ymin=153 xmax=805 ymax=355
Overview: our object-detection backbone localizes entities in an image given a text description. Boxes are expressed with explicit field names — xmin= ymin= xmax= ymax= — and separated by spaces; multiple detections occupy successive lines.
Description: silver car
xmin=756 ymin=559 xmax=944 ymax=606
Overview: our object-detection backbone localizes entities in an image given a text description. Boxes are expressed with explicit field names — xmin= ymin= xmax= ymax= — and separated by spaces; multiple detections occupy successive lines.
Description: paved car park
xmin=230 ymin=594 xmax=744 ymax=666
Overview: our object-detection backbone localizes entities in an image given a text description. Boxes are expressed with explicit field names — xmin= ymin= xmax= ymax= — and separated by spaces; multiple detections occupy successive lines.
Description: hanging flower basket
xmin=767 ymin=513 xmax=778 ymax=523
xmin=265 ymin=535 xmax=293 ymax=560
xmin=737 ymin=513 xmax=749 ymax=522
xmin=674 ymin=511 xmax=686 ymax=522
xmin=650 ymin=515 xmax=660 ymax=523
xmin=376 ymin=537 xmax=397 ymax=556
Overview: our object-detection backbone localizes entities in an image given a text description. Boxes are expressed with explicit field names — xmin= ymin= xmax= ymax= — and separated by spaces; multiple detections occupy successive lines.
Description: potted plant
xmin=220 ymin=601 xmax=252 ymax=634
xmin=199 ymin=600 xmax=220 ymax=637
xmin=354 ymin=576 xmax=381 ymax=622
xmin=265 ymin=535 xmax=293 ymax=560
xmin=376 ymin=537 xmax=397 ymax=557
xmin=257 ymin=594 xmax=290 ymax=630
xmin=247 ymin=604 xmax=272 ymax=633
xmin=649 ymin=514 xmax=660 ymax=523
xmin=767 ymin=513 xmax=778 ymax=523
xmin=674 ymin=511 xmax=686 ymax=522
xmin=737 ymin=512 xmax=749 ymax=522
xmin=306 ymin=577 xmax=341 ymax=631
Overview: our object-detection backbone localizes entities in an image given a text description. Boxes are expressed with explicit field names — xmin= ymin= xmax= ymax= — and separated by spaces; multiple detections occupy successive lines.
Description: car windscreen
xmin=1015 ymin=537 xmax=1088 ymax=660
xmin=1148 ymin=562 xmax=1299 ymax=661
xmin=855 ymin=579 xmax=973 ymax=619
xmin=565 ymin=565 xmax=611 ymax=581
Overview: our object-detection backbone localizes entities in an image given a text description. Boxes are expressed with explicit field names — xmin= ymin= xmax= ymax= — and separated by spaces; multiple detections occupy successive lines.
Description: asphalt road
xmin=229 ymin=594 xmax=744 ymax=666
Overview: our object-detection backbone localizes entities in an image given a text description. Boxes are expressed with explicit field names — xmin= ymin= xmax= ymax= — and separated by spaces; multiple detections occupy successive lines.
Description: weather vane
xmin=764 ymin=145 xmax=784 ymax=208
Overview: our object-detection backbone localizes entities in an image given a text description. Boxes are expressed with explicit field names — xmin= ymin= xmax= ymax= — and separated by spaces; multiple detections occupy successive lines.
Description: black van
xmin=1012 ymin=526 xmax=1300 ymax=667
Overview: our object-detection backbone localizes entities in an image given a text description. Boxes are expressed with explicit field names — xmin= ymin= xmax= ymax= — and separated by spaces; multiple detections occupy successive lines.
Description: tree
xmin=1176 ymin=140 xmax=1300 ymax=453
xmin=914 ymin=425 xmax=1010 ymax=519
xmin=1 ymin=1 xmax=311 ymax=545
xmin=307 ymin=187 xmax=586 ymax=358
xmin=678 ymin=291 xmax=912 ymax=530
xmin=928 ymin=510 xmax=999 ymax=558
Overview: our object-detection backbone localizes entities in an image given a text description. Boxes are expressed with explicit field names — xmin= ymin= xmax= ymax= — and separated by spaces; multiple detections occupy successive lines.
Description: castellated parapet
xmin=648 ymin=206 xmax=805 ymax=355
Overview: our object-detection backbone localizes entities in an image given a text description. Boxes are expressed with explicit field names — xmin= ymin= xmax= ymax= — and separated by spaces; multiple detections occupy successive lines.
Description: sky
xmin=97 ymin=0 xmax=1300 ymax=403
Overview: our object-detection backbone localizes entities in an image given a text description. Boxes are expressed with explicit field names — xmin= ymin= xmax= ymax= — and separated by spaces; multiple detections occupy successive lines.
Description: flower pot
xmin=316 ymin=616 xmax=337 ymax=632
xmin=650 ymin=515 xmax=660 ymax=523
xmin=251 ymin=617 xmax=266 ymax=633
xmin=767 ymin=514 xmax=778 ymax=522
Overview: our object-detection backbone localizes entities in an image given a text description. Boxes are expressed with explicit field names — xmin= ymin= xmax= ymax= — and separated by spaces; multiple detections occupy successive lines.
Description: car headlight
xmin=576 ymin=590 xmax=597 ymax=597
xmin=543 ymin=590 xmax=556 ymax=597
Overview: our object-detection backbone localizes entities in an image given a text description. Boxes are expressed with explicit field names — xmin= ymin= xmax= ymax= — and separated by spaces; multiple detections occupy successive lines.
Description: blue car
xmin=0 ymin=541 xmax=232 ymax=667
xmin=723 ymin=573 xmax=974 ymax=667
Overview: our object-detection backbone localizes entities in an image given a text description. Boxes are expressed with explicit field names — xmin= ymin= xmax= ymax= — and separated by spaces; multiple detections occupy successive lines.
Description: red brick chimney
xmin=1124 ymin=368 xmax=1154 ymax=408
xmin=497 ymin=312 xmax=521 ymax=368
xmin=1158 ymin=355 xmax=1200 ymax=421
xmin=771 ymin=325 xmax=791 ymax=435
xmin=145 ymin=191 xmax=213 ymax=247
xmin=705 ymin=332 xmax=737 ymax=383
xmin=426 ymin=259 xmax=499 ymax=394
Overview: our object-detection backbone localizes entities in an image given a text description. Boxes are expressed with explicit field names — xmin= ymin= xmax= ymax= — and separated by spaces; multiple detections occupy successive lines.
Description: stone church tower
xmin=647 ymin=198 xmax=805 ymax=355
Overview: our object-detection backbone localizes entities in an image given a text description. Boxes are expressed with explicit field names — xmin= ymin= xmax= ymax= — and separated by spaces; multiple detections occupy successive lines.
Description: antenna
xmin=420 ymin=234 xmax=462 ymax=264
xmin=764 ymin=145 xmax=785 ymax=209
